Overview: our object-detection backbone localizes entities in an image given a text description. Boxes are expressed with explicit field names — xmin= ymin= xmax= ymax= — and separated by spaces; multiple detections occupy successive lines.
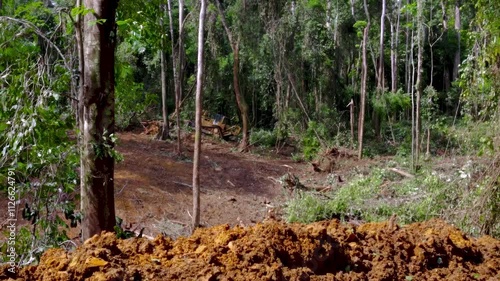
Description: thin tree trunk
xmin=452 ymin=0 xmax=461 ymax=81
xmin=378 ymin=0 xmax=386 ymax=91
xmin=405 ymin=0 xmax=411 ymax=94
xmin=359 ymin=23 xmax=369 ymax=160
xmin=176 ymin=0 xmax=184 ymax=153
xmin=75 ymin=0 xmax=84 ymax=128
xmin=395 ymin=6 xmax=400 ymax=91
xmin=358 ymin=0 xmax=370 ymax=159
xmin=414 ymin=0 xmax=424 ymax=171
xmin=215 ymin=0 xmax=250 ymax=151
xmin=159 ymin=3 xmax=170 ymax=140
xmin=441 ymin=0 xmax=448 ymax=30
xmin=326 ymin=0 xmax=332 ymax=32
xmin=232 ymin=43 xmax=250 ymax=151
xmin=411 ymin=29 xmax=416 ymax=168
xmin=429 ymin=31 xmax=446 ymax=87
xmin=349 ymin=99 xmax=354 ymax=149
xmin=388 ymin=0 xmax=400 ymax=93
xmin=80 ymin=0 xmax=118 ymax=241
xmin=159 ymin=51 xmax=170 ymax=139
xmin=437 ymin=0 xmax=449 ymax=90
xmin=192 ymin=0 xmax=207 ymax=230
xmin=389 ymin=19 xmax=396 ymax=92
xmin=167 ymin=0 xmax=180 ymax=149
xmin=426 ymin=127 xmax=431 ymax=156
xmin=374 ymin=0 xmax=386 ymax=140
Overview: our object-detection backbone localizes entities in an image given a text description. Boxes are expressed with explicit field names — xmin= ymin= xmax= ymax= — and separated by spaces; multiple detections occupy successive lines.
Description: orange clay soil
xmin=1 ymin=218 xmax=499 ymax=281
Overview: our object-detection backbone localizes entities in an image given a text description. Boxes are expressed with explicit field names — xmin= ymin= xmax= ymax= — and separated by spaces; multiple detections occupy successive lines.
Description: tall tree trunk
xmin=358 ymin=26 xmax=369 ymax=159
xmin=441 ymin=0 xmax=449 ymax=93
xmin=79 ymin=0 xmax=118 ymax=241
xmin=452 ymin=0 xmax=461 ymax=81
xmin=349 ymin=99 xmax=355 ymax=149
xmin=405 ymin=0 xmax=411 ymax=94
xmin=75 ymin=0 xmax=84 ymax=128
xmin=414 ymin=0 xmax=424 ymax=171
xmin=176 ymin=0 xmax=185 ymax=153
xmin=378 ymin=0 xmax=386 ymax=92
xmin=159 ymin=3 xmax=170 ymax=140
xmin=232 ymin=42 xmax=250 ymax=151
xmin=167 ymin=0 xmax=184 ymax=153
xmin=410 ymin=29 xmax=416 ymax=159
xmin=215 ymin=0 xmax=249 ymax=151
xmin=359 ymin=24 xmax=370 ymax=160
xmin=441 ymin=0 xmax=448 ymax=30
xmin=358 ymin=0 xmax=370 ymax=159
xmin=374 ymin=0 xmax=386 ymax=139
xmin=389 ymin=0 xmax=400 ymax=93
xmin=192 ymin=0 xmax=207 ymax=230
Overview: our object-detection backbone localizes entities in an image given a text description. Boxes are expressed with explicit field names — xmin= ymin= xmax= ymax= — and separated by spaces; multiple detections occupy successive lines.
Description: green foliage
xmin=0 ymin=4 xmax=79 ymax=264
xmin=447 ymin=119 xmax=500 ymax=156
xmin=250 ymin=128 xmax=278 ymax=148
xmin=114 ymin=217 xmax=137 ymax=239
xmin=371 ymin=90 xmax=411 ymax=118
xmin=285 ymin=169 xmax=385 ymax=224
xmin=457 ymin=0 xmax=500 ymax=121
xmin=285 ymin=191 xmax=333 ymax=223
xmin=115 ymin=42 xmax=158 ymax=130
xmin=284 ymin=162 xmax=499 ymax=238
xmin=353 ymin=20 xmax=367 ymax=37
xmin=92 ymin=131 xmax=124 ymax=162
xmin=301 ymin=121 xmax=325 ymax=161
xmin=306 ymin=0 xmax=324 ymax=10
xmin=70 ymin=5 xmax=94 ymax=19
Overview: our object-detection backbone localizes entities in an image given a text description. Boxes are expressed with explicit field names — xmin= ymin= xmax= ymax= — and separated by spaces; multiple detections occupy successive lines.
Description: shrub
xmin=250 ymin=128 xmax=278 ymax=147
xmin=283 ymin=164 xmax=499 ymax=238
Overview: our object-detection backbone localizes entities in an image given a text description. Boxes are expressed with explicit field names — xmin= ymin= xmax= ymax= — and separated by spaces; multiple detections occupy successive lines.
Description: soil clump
xmin=1 ymin=219 xmax=499 ymax=280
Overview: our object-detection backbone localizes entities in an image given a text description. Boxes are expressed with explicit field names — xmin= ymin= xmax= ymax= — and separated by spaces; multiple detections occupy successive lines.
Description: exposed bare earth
xmin=1 ymin=132 xmax=499 ymax=280
xmin=112 ymin=132 xmax=302 ymax=238
xmin=1 ymin=219 xmax=499 ymax=280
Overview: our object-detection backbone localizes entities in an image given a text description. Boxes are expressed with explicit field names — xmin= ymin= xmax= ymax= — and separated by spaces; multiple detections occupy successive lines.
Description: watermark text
xmin=6 ymin=168 xmax=17 ymax=273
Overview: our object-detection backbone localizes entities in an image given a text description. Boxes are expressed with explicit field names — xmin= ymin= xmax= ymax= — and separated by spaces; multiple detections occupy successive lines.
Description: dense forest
xmin=1 ymin=0 xmax=499 ymax=267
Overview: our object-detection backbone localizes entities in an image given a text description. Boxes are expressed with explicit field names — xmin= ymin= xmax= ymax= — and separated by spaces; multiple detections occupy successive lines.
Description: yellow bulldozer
xmin=201 ymin=112 xmax=241 ymax=139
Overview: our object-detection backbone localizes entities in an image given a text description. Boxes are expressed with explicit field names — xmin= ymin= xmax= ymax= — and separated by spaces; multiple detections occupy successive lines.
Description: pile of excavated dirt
xmin=1 ymin=219 xmax=499 ymax=280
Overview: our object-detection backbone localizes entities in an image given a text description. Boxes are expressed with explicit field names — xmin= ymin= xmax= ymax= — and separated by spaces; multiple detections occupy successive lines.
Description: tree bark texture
xmin=414 ymin=0 xmax=424 ymax=170
xmin=358 ymin=24 xmax=369 ymax=160
xmin=159 ymin=3 xmax=170 ymax=140
xmin=378 ymin=0 xmax=386 ymax=92
xmin=79 ymin=0 xmax=118 ymax=241
xmin=389 ymin=0 xmax=400 ymax=93
xmin=232 ymin=43 xmax=250 ymax=151
xmin=176 ymin=0 xmax=185 ymax=154
xmin=215 ymin=0 xmax=249 ymax=151
xmin=452 ymin=0 xmax=461 ymax=81
xmin=192 ymin=0 xmax=207 ymax=230
xmin=358 ymin=0 xmax=370 ymax=159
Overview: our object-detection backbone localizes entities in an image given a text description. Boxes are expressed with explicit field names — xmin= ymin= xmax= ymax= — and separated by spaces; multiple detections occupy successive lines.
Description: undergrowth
xmin=284 ymin=160 xmax=500 ymax=238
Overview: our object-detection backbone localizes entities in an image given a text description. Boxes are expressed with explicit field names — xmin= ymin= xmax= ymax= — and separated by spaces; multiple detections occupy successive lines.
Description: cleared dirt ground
xmin=112 ymin=132 xmax=304 ymax=238
xmin=1 ymin=132 xmax=499 ymax=280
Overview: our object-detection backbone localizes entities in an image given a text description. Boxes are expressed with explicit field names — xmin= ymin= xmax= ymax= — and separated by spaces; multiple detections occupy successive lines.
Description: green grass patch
xmin=283 ymin=163 xmax=499 ymax=238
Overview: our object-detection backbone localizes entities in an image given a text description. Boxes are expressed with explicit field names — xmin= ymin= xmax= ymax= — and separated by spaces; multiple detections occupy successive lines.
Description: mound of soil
xmin=2 ymin=219 xmax=499 ymax=280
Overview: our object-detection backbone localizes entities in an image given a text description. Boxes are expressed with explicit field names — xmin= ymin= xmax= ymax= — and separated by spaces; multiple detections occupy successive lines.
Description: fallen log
xmin=389 ymin=168 xmax=415 ymax=178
